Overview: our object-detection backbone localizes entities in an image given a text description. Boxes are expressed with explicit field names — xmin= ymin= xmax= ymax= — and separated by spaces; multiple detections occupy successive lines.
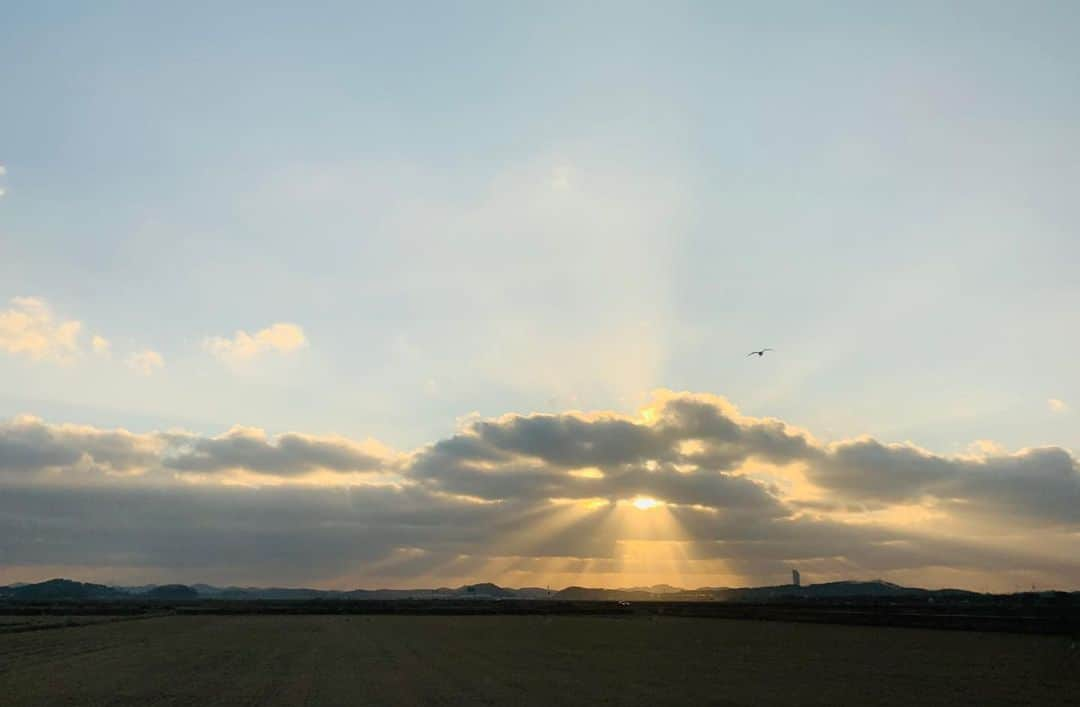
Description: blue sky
xmin=3 ymin=1 xmax=1078 ymax=450
xmin=1 ymin=2 xmax=1078 ymax=589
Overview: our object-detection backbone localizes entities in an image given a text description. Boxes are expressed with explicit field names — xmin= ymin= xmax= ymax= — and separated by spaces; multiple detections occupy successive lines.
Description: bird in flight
xmin=747 ymin=348 xmax=774 ymax=357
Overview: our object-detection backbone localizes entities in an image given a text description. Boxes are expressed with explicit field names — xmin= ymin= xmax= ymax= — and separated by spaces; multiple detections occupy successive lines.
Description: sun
xmin=631 ymin=496 xmax=660 ymax=511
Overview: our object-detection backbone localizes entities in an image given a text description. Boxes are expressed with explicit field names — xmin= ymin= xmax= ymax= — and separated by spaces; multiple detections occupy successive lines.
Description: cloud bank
xmin=1 ymin=392 xmax=1077 ymax=590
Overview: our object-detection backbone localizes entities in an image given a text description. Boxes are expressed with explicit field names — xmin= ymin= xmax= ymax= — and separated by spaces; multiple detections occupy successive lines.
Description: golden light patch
xmin=432 ymin=491 xmax=502 ymax=505
xmin=677 ymin=439 xmax=705 ymax=456
xmin=731 ymin=459 xmax=819 ymax=504
xmin=173 ymin=468 xmax=407 ymax=489
xmin=966 ymin=439 xmax=1007 ymax=457
xmin=568 ymin=467 xmax=605 ymax=479
xmin=547 ymin=496 xmax=609 ymax=510
xmin=842 ymin=503 xmax=946 ymax=526
xmin=631 ymin=496 xmax=660 ymax=510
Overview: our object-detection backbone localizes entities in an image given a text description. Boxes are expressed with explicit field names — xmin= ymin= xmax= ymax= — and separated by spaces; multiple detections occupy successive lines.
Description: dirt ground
xmin=0 ymin=615 xmax=140 ymax=632
xmin=1 ymin=614 xmax=1077 ymax=706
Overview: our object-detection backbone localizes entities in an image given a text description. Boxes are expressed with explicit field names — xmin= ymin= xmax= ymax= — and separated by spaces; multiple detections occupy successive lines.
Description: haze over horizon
xmin=2 ymin=2 xmax=1078 ymax=593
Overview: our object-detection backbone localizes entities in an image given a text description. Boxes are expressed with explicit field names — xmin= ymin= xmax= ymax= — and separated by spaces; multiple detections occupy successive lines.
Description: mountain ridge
xmin=4 ymin=577 xmax=1070 ymax=602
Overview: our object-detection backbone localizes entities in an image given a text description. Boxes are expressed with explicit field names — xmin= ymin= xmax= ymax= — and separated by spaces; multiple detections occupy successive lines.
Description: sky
xmin=1 ymin=1 xmax=1078 ymax=592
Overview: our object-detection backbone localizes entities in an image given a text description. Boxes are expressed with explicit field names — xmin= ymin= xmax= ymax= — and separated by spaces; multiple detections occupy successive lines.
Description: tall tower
xmin=792 ymin=569 xmax=801 ymax=587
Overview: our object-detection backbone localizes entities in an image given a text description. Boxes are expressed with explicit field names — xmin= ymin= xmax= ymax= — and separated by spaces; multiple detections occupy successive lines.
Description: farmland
xmin=2 ymin=614 xmax=1077 ymax=706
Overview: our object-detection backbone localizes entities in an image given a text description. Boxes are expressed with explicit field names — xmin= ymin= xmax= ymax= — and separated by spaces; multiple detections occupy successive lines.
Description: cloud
xmin=408 ymin=398 xmax=804 ymax=513
xmin=0 ymin=297 xmax=82 ymax=362
xmin=91 ymin=335 xmax=111 ymax=356
xmin=204 ymin=323 xmax=308 ymax=364
xmin=1048 ymin=398 xmax=1069 ymax=414
xmin=0 ymin=392 xmax=1077 ymax=589
xmin=126 ymin=349 xmax=164 ymax=376
xmin=162 ymin=426 xmax=393 ymax=477
xmin=807 ymin=439 xmax=1080 ymax=526
xmin=0 ymin=298 xmax=160 ymax=371
xmin=0 ymin=417 xmax=395 ymax=484
xmin=0 ymin=415 xmax=164 ymax=475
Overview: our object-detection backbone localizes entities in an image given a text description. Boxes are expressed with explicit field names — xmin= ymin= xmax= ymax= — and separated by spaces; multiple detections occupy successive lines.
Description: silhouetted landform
xmin=1 ymin=579 xmax=127 ymax=601
xmin=3 ymin=578 xmax=1078 ymax=635
xmin=1 ymin=577 xmax=1074 ymax=603
xmin=143 ymin=584 xmax=199 ymax=600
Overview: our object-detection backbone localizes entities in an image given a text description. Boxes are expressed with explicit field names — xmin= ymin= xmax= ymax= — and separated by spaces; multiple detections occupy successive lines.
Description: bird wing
xmin=746 ymin=352 xmax=758 ymax=357
xmin=763 ymin=348 xmax=774 ymax=352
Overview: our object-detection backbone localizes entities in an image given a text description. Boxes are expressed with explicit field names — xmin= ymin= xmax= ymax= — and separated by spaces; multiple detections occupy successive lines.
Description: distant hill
xmin=3 ymin=577 xmax=1061 ymax=604
xmin=144 ymin=584 xmax=199 ymax=600
xmin=460 ymin=582 xmax=514 ymax=597
xmin=343 ymin=583 xmax=517 ymax=600
xmin=719 ymin=580 xmax=981 ymax=602
xmin=2 ymin=579 xmax=127 ymax=601
xmin=117 ymin=584 xmax=163 ymax=594
xmin=549 ymin=580 xmax=988 ymax=602
xmin=622 ymin=584 xmax=684 ymax=595
xmin=555 ymin=586 xmax=659 ymax=601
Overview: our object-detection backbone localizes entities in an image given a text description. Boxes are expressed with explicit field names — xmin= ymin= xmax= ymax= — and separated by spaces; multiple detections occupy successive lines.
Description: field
xmin=0 ymin=615 xmax=148 ymax=632
xmin=1 ymin=614 xmax=1077 ymax=706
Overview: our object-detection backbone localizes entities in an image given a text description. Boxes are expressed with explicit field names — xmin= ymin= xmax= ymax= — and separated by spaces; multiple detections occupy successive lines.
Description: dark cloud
xmin=810 ymin=440 xmax=1080 ymax=526
xmin=162 ymin=428 xmax=388 ymax=476
xmin=0 ymin=416 xmax=160 ymax=474
xmin=470 ymin=415 xmax=664 ymax=468
xmin=810 ymin=439 xmax=955 ymax=502
xmin=1 ymin=393 xmax=1078 ymax=587
xmin=411 ymin=395 xmax=814 ymax=511
xmin=655 ymin=396 xmax=816 ymax=467
xmin=3 ymin=482 xmax=1073 ymax=587
xmin=412 ymin=451 xmax=783 ymax=513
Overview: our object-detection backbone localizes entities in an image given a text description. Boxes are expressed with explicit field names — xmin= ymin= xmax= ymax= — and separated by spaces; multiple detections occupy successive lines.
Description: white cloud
xmin=204 ymin=322 xmax=308 ymax=364
xmin=0 ymin=164 xmax=6 ymax=176
xmin=1048 ymin=398 xmax=1069 ymax=414
xmin=126 ymin=349 xmax=164 ymax=376
xmin=91 ymin=335 xmax=111 ymax=357
xmin=0 ymin=297 xmax=82 ymax=362
xmin=0 ymin=298 xmax=162 ymax=373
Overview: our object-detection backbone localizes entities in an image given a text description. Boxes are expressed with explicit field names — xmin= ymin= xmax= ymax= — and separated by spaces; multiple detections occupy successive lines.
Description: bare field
xmin=0 ymin=615 xmax=141 ymax=632
xmin=1 ymin=615 xmax=1077 ymax=706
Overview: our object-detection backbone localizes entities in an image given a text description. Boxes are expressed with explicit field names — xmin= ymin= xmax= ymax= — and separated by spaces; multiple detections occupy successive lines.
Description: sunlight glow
xmin=631 ymin=496 xmax=660 ymax=511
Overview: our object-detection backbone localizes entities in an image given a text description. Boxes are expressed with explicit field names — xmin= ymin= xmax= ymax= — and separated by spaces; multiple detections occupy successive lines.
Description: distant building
xmin=792 ymin=569 xmax=801 ymax=587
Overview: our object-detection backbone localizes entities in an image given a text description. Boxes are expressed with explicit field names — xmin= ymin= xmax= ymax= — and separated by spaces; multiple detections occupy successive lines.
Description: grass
xmin=1 ymin=614 xmax=1077 ymax=706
